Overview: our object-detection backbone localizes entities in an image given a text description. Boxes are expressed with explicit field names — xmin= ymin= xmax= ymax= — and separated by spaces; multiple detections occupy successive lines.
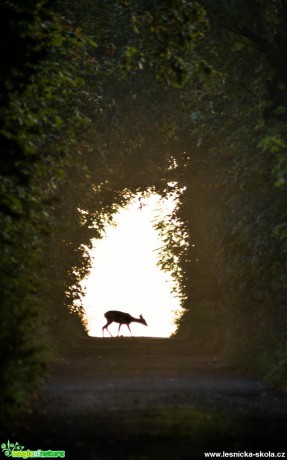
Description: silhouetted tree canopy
xmin=1 ymin=0 xmax=287 ymax=425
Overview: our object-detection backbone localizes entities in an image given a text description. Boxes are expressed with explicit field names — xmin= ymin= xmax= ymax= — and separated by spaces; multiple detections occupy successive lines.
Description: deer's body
xmin=102 ymin=310 xmax=147 ymax=337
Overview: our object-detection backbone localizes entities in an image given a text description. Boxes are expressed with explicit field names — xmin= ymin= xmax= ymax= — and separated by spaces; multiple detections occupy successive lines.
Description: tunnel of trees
xmin=1 ymin=0 xmax=287 ymax=426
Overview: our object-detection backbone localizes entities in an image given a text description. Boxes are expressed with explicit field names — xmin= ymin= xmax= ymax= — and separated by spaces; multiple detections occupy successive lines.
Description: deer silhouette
xmin=102 ymin=310 xmax=148 ymax=337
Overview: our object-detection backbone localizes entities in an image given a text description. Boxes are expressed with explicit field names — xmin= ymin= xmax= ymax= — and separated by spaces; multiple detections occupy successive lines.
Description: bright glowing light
xmin=81 ymin=193 xmax=184 ymax=337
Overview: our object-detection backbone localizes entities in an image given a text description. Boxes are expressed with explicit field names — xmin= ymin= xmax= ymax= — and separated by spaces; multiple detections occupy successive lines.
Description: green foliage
xmin=124 ymin=0 xmax=209 ymax=87
xmin=171 ymin=0 xmax=287 ymax=386
xmin=2 ymin=0 xmax=287 ymax=429
xmin=0 ymin=0 xmax=97 ymax=425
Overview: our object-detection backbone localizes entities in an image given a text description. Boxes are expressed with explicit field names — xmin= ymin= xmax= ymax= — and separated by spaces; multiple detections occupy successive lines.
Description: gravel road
xmin=8 ymin=337 xmax=287 ymax=459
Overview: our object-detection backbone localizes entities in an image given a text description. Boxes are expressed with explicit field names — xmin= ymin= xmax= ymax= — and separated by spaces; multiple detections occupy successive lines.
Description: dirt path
xmin=9 ymin=338 xmax=287 ymax=459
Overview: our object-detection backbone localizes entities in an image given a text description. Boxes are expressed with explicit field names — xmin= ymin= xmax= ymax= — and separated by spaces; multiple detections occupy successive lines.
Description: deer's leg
xmin=102 ymin=324 xmax=106 ymax=337
xmin=127 ymin=324 xmax=133 ymax=337
xmin=103 ymin=321 xmax=113 ymax=337
xmin=118 ymin=323 xmax=122 ymax=336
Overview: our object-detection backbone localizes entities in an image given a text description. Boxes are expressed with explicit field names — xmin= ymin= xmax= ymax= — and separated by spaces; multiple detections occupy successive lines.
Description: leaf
xmin=125 ymin=46 xmax=137 ymax=57
xmin=233 ymin=42 xmax=245 ymax=51
xmin=51 ymin=34 xmax=66 ymax=47
xmin=273 ymin=106 xmax=287 ymax=115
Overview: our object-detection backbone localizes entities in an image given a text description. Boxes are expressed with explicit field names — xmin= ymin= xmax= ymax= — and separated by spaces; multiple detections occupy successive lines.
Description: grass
xmin=90 ymin=406 xmax=245 ymax=460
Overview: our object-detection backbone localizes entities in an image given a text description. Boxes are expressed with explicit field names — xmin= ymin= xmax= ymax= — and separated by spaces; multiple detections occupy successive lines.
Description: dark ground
xmin=6 ymin=337 xmax=287 ymax=459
